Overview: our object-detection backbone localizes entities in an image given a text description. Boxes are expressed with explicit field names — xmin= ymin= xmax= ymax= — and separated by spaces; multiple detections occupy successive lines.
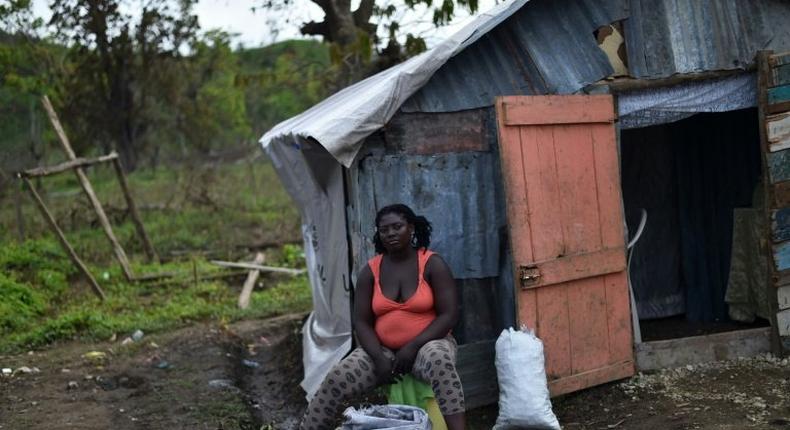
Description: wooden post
xmin=22 ymin=177 xmax=106 ymax=301
xmin=41 ymin=95 xmax=135 ymax=281
xmin=238 ymin=252 xmax=265 ymax=310
xmin=111 ymin=157 xmax=158 ymax=263
xmin=15 ymin=178 xmax=26 ymax=241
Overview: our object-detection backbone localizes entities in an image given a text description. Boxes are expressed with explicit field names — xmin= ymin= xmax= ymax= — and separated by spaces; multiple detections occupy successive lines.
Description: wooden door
xmin=495 ymin=95 xmax=634 ymax=396
xmin=758 ymin=51 xmax=790 ymax=352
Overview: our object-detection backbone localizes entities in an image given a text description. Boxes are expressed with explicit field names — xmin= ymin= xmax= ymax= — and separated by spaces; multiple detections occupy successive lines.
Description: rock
xmin=13 ymin=367 xmax=36 ymax=375
xmin=1 ymin=368 xmax=11 ymax=377
xmin=121 ymin=337 xmax=134 ymax=346
xmin=208 ymin=379 xmax=240 ymax=392
xmin=67 ymin=381 xmax=79 ymax=390
xmin=131 ymin=330 xmax=144 ymax=342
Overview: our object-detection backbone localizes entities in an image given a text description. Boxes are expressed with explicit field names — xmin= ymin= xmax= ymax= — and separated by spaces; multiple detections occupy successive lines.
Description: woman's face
xmin=377 ymin=212 xmax=414 ymax=253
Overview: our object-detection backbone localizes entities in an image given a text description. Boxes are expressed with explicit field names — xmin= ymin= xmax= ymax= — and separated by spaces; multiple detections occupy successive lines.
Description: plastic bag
xmin=341 ymin=404 xmax=432 ymax=430
xmin=494 ymin=327 xmax=561 ymax=429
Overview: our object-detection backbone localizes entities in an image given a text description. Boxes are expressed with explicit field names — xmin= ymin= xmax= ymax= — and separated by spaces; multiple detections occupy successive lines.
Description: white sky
xmin=31 ymin=0 xmax=496 ymax=49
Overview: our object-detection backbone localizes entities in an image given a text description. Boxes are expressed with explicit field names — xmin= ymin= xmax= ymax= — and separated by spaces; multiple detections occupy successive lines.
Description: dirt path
xmin=2 ymin=316 xmax=790 ymax=429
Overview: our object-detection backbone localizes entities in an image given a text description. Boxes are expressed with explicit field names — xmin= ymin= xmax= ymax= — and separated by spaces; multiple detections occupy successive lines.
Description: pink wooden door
xmin=495 ymin=95 xmax=634 ymax=396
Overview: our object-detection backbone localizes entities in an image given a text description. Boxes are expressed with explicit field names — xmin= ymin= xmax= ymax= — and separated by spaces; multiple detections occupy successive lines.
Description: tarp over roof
xmin=258 ymin=0 xmax=530 ymax=167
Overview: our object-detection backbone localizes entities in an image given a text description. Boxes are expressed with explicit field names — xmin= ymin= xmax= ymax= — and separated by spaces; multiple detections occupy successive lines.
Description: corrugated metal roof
xmin=402 ymin=0 xmax=626 ymax=112
xmin=625 ymin=0 xmax=776 ymax=78
xmin=402 ymin=0 xmax=790 ymax=113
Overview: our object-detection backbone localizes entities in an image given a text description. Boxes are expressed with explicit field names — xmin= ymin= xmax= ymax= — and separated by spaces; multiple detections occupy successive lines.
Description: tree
xmin=258 ymin=0 xmax=479 ymax=85
xmin=47 ymin=0 xmax=201 ymax=170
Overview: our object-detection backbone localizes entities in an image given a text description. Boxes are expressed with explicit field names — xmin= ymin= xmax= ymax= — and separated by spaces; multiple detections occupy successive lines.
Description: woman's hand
xmin=393 ymin=343 xmax=419 ymax=376
xmin=374 ymin=355 xmax=395 ymax=385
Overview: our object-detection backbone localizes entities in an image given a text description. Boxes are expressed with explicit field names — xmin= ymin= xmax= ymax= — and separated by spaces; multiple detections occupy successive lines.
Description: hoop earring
xmin=411 ymin=232 xmax=417 ymax=247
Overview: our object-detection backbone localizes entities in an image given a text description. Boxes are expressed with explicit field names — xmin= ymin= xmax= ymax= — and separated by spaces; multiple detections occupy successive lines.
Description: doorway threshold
xmin=635 ymin=327 xmax=771 ymax=371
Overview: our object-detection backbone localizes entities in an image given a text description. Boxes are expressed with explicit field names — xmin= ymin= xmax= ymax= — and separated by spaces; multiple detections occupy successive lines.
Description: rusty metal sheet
xmin=384 ymin=110 xmax=489 ymax=155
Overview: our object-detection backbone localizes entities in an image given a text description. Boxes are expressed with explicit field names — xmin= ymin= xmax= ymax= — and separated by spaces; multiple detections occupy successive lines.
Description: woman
xmin=301 ymin=204 xmax=466 ymax=430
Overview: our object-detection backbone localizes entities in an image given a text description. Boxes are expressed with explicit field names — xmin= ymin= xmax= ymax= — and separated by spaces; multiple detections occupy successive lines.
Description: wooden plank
xmin=22 ymin=178 xmax=106 ymax=301
xmin=386 ymin=110 xmax=488 ymax=155
xmin=209 ymin=260 xmax=306 ymax=275
xmin=111 ymin=158 xmax=158 ymax=263
xmin=778 ymin=285 xmax=790 ymax=311
xmin=768 ymin=84 xmax=790 ymax=105
xmin=502 ymin=95 xmax=616 ymax=125
xmin=521 ymin=248 xmax=626 ymax=289
xmin=635 ymin=328 xmax=771 ymax=371
xmin=495 ymin=99 xmax=538 ymax=330
xmin=592 ymin=123 xmax=625 ymax=249
xmin=779 ymin=309 xmax=790 ymax=337
xmin=767 ymin=149 xmax=790 ymax=184
xmin=536 ymin=285 xmax=572 ymax=380
xmin=773 ymin=208 xmax=790 ymax=243
xmin=554 ymin=124 xmax=603 ymax=254
xmin=41 ymin=96 xmax=135 ymax=281
xmin=495 ymin=100 xmax=535 ymax=265
xmin=778 ymin=269 xmax=790 ymax=288
xmin=19 ymin=153 xmax=118 ymax=178
xmin=605 ymin=272 xmax=633 ymax=362
xmin=548 ymin=360 xmax=633 ymax=397
xmin=774 ymin=241 xmax=790 ymax=272
xmin=769 ymin=63 xmax=790 ymax=88
xmin=456 ymin=340 xmax=497 ymax=410
xmin=767 ymin=112 xmax=790 ymax=153
xmin=770 ymin=52 xmax=790 ymax=67
xmin=774 ymin=181 xmax=790 ymax=207
xmin=567 ymin=277 xmax=610 ymax=374
xmin=238 ymin=252 xmax=265 ymax=310
xmin=520 ymin=125 xmax=564 ymax=261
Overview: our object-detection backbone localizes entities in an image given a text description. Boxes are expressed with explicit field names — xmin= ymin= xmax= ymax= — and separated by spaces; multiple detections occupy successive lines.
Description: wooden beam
xmin=238 ymin=252 xmax=265 ymax=309
xmin=111 ymin=157 xmax=158 ymax=263
xmin=502 ymin=95 xmax=615 ymax=125
xmin=210 ymin=260 xmax=306 ymax=276
xmin=456 ymin=340 xmax=498 ymax=410
xmin=18 ymin=153 xmax=118 ymax=178
xmin=22 ymin=177 xmax=106 ymax=301
xmin=41 ymin=95 xmax=135 ymax=281
xmin=635 ymin=328 xmax=771 ymax=371
xmin=758 ymin=50 xmax=785 ymax=356
xmin=589 ymin=68 xmax=754 ymax=94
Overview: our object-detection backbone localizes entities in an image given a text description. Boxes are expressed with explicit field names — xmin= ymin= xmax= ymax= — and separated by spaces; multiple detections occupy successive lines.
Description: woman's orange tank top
xmin=369 ymin=248 xmax=436 ymax=350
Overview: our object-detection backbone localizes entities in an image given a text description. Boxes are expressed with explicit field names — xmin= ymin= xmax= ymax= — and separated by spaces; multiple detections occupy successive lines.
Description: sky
xmin=31 ymin=0 xmax=496 ymax=49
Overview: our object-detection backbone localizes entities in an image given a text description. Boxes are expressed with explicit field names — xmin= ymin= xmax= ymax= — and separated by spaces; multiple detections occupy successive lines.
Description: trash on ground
xmin=242 ymin=359 xmax=260 ymax=368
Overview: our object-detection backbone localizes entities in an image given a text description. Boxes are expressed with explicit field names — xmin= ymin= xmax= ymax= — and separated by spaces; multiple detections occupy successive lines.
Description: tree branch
xmin=300 ymin=20 xmax=330 ymax=38
xmin=353 ymin=0 xmax=375 ymax=27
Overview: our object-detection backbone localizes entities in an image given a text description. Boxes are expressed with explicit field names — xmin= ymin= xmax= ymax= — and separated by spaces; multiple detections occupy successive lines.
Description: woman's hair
xmin=373 ymin=204 xmax=432 ymax=254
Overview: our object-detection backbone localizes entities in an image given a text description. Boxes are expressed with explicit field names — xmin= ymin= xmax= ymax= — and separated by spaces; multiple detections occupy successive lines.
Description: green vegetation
xmin=0 ymin=162 xmax=310 ymax=354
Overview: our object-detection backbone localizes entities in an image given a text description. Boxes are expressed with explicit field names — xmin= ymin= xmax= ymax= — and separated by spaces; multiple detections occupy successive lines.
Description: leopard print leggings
xmin=300 ymin=336 xmax=465 ymax=429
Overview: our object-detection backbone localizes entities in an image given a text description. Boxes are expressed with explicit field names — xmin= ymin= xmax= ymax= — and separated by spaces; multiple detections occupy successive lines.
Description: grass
xmin=0 ymin=158 xmax=311 ymax=354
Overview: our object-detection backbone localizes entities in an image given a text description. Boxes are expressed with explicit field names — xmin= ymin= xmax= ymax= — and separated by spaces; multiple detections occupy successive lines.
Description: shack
xmin=260 ymin=0 xmax=790 ymax=408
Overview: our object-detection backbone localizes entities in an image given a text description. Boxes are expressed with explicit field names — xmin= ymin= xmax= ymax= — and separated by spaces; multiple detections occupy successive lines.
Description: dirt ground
xmin=2 ymin=315 xmax=789 ymax=430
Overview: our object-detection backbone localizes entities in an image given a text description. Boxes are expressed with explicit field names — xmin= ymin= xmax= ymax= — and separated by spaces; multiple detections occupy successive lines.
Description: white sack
xmin=494 ymin=327 xmax=560 ymax=430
